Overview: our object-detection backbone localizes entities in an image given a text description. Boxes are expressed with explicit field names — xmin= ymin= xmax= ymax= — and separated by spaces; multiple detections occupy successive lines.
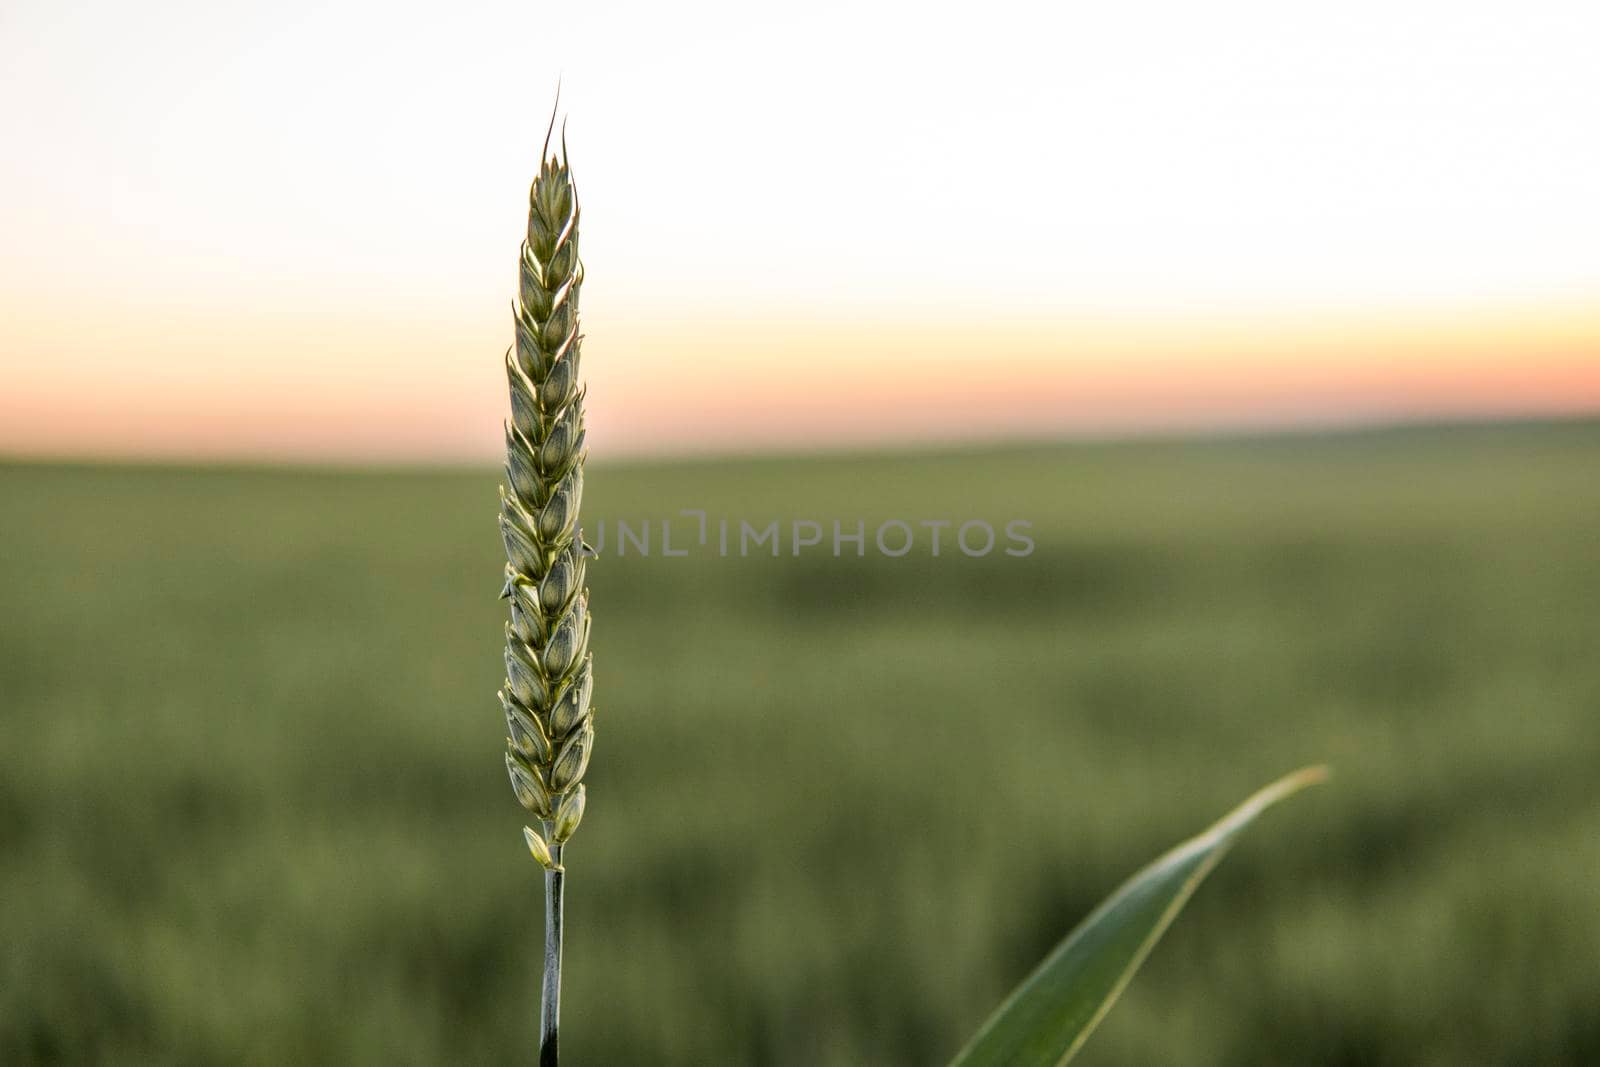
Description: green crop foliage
xmin=3 ymin=418 xmax=1598 ymax=1064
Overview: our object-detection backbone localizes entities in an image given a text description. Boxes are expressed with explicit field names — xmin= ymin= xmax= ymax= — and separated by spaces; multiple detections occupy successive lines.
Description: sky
xmin=1 ymin=0 xmax=1598 ymax=461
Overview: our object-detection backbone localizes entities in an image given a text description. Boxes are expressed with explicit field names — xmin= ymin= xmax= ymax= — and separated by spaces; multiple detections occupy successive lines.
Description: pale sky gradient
xmin=2 ymin=0 xmax=1598 ymax=460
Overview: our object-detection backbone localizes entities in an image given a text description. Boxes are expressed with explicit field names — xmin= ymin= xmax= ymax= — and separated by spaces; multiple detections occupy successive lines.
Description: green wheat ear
xmin=500 ymin=126 xmax=595 ymax=862
xmin=497 ymin=113 xmax=593 ymax=1065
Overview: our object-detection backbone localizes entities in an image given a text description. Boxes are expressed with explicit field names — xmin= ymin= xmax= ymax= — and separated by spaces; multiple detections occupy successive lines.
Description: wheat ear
xmin=498 ymin=114 xmax=594 ymax=1067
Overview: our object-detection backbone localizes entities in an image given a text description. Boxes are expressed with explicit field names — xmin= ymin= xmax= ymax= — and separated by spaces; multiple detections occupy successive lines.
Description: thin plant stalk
xmin=498 ymin=109 xmax=595 ymax=1066
xmin=540 ymin=849 xmax=564 ymax=1066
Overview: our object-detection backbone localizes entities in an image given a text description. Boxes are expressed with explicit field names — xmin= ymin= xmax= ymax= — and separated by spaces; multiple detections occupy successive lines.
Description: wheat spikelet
xmin=498 ymin=124 xmax=594 ymax=871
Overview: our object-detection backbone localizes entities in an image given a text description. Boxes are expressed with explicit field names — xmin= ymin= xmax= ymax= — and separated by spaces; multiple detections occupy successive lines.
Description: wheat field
xmin=3 ymin=418 xmax=1598 ymax=1065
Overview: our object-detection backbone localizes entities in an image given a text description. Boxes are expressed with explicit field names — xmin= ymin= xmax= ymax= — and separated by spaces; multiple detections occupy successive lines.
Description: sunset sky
xmin=2 ymin=0 xmax=1598 ymax=461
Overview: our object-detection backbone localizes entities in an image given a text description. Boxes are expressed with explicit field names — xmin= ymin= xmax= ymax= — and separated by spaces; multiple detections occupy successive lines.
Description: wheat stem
xmin=540 ymin=848 xmax=564 ymax=1066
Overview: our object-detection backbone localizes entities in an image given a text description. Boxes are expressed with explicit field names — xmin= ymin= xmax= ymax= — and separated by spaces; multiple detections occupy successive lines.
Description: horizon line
xmin=4 ymin=408 xmax=1597 ymax=474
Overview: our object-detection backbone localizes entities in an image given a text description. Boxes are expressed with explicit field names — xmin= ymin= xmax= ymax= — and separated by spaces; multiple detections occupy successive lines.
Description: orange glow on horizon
xmin=2 ymin=302 xmax=1596 ymax=463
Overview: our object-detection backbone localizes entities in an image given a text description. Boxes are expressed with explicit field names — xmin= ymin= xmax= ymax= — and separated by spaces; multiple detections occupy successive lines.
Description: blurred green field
xmin=3 ymin=419 xmax=1599 ymax=1066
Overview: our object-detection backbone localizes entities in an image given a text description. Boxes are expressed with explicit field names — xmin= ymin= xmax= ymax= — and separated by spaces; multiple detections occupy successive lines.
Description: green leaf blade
xmin=951 ymin=766 xmax=1328 ymax=1067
